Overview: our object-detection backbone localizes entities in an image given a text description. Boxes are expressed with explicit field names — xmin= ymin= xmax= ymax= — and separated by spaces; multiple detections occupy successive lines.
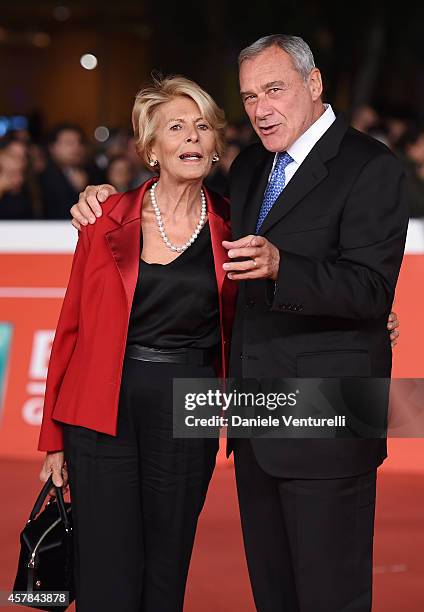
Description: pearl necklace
xmin=149 ymin=181 xmax=207 ymax=252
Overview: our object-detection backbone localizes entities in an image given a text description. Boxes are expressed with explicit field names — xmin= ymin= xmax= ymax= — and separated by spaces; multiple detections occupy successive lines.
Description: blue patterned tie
xmin=255 ymin=151 xmax=293 ymax=233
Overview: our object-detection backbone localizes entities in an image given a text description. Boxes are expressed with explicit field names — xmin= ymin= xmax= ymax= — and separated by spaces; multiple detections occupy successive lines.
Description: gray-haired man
xmin=222 ymin=35 xmax=407 ymax=612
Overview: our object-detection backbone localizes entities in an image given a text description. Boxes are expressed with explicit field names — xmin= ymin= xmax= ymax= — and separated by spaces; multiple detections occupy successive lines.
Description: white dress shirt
xmin=268 ymin=104 xmax=336 ymax=184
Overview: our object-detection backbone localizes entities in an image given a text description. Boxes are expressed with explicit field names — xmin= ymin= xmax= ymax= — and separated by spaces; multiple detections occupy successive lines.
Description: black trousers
xmin=234 ymin=439 xmax=377 ymax=612
xmin=63 ymin=356 xmax=218 ymax=612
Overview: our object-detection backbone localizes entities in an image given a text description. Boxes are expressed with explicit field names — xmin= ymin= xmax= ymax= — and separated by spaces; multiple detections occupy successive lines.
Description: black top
xmin=127 ymin=222 xmax=220 ymax=349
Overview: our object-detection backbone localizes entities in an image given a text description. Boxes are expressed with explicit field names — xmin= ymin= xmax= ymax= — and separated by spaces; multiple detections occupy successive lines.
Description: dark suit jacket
xmin=228 ymin=114 xmax=409 ymax=478
xmin=39 ymin=160 xmax=104 ymax=219
xmin=39 ymin=159 xmax=80 ymax=219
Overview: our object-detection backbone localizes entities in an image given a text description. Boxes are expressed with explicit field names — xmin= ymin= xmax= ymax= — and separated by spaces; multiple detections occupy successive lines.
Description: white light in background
xmin=94 ymin=126 xmax=110 ymax=142
xmin=80 ymin=53 xmax=98 ymax=70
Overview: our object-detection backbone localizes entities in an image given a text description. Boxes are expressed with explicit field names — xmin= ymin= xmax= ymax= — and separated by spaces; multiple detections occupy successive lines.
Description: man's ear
xmin=308 ymin=68 xmax=323 ymax=102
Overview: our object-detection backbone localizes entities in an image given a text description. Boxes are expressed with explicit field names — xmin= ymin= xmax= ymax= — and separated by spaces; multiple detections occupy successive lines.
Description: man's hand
xmin=222 ymin=236 xmax=401 ymax=346
xmin=388 ymin=311 xmax=400 ymax=347
xmin=70 ymin=184 xmax=117 ymax=230
xmin=222 ymin=235 xmax=280 ymax=281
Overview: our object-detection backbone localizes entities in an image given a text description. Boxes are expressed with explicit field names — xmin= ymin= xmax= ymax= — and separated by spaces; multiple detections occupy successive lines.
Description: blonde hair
xmin=132 ymin=74 xmax=226 ymax=169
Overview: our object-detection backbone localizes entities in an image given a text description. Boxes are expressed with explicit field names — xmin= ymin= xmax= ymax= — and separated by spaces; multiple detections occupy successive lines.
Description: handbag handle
xmin=28 ymin=475 xmax=71 ymax=532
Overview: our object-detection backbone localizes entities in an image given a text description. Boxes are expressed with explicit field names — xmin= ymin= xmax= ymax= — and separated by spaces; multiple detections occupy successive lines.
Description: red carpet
xmin=1 ymin=460 xmax=423 ymax=611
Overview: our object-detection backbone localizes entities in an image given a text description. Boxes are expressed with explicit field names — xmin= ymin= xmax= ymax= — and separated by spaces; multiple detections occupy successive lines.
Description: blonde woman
xmin=38 ymin=75 xmax=237 ymax=612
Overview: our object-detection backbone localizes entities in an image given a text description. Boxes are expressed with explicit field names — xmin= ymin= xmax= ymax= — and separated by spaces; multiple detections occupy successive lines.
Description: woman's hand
xmin=39 ymin=451 xmax=69 ymax=496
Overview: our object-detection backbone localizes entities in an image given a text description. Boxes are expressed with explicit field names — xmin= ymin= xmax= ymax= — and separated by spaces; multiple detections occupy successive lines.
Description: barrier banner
xmin=0 ymin=222 xmax=424 ymax=469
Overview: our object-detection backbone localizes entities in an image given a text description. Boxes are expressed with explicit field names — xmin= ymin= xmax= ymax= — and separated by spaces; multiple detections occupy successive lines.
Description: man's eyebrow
xmin=263 ymin=80 xmax=286 ymax=89
xmin=240 ymin=81 xmax=287 ymax=96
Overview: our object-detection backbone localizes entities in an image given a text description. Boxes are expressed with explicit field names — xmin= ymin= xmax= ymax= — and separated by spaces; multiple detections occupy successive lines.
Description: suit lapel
xmin=204 ymin=187 xmax=229 ymax=296
xmin=258 ymin=149 xmax=328 ymax=235
xmin=105 ymin=178 xmax=156 ymax=311
xmin=105 ymin=179 xmax=230 ymax=312
xmin=239 ymin=113 xmax=349 ymax=237
xmin=243 ymin=152 xmax=274 ymax=235
xmin=205 ymin=187 xmax=238 ymax=378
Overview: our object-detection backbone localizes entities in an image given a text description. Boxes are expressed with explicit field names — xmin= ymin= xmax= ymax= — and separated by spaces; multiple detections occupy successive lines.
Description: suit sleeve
xmin=270 ymin=153 xmax=409 ymax=319
xmin=37 ymin=228 xmax=90 ymax=452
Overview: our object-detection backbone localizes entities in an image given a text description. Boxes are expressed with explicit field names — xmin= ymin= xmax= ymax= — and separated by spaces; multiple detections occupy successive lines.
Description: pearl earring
xmin=149 ymin=158 xmax=158 ymax=167
xmin=212 ymin=154 xmax=219 ymax=162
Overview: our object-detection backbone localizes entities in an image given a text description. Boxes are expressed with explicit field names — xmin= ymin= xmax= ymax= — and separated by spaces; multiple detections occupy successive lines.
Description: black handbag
xmin=13 ymin=474 xmax=74 ymax=611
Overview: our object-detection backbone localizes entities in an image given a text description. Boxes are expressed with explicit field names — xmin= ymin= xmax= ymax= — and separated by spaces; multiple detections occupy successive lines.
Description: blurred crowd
xmin=0 ymin=107 xmax=423 ymax=220
xmin=351 ymin=106 xmax=424 ymax=218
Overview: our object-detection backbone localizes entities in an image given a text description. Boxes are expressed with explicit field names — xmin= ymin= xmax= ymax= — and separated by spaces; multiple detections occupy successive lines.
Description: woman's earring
xmin=212 ymin=154 xmax=220 ymax=163
xmin=149 ymin=158 xmax=158 ymax=167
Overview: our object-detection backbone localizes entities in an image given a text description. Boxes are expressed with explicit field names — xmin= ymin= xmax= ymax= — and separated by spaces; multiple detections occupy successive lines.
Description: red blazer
xmin=38 ymin=178 xmax=237 ymax=452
